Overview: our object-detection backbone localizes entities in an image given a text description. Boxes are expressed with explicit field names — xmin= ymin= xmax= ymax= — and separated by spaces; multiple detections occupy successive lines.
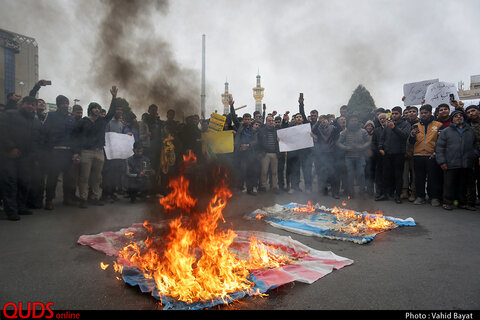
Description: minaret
xmin=221 ymin=80 xmax=233 ymax=115
xmin=252 ymin=73 xmax=264 ymax=113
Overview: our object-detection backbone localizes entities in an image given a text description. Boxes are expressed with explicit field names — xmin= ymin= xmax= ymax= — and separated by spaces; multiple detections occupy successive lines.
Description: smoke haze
xmin=1 ymin=0 xmax=479 ymax=117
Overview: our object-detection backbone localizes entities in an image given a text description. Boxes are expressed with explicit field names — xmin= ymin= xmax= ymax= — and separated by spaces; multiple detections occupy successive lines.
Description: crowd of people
xmin=1 ymin=80 xmax=480 ymax=221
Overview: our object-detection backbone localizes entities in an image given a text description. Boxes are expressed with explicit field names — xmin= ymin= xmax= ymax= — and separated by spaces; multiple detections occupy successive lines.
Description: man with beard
xmin=0 ymin=96 xmax=41 ymax=220
xmin=336 ymin=114 xmax=371 ymax=198
xmin=409 ymin=104 xmax=443 ymax=206
xmin=436 ymin=110 xmax=479 ymax=211
xmin=43 ymin=95 xmax=78 ymax=210
xmin=73 ymin=86 xmax=118 ymax=208
xmin=378 ymin=106 xmax=411 ymax=203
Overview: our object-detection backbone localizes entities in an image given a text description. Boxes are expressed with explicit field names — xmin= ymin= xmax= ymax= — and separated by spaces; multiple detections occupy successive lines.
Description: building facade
xmin=459 ymin=75 xmax=480 ymax=101
xmin=0 ymin=28 xmax=38 ymax=104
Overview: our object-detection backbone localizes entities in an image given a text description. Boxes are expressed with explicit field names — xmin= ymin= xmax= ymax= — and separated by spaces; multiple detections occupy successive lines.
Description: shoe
xmin=246 ymin=190 xmax=257 ymax=196
xmin=44 ymin=202 xmax=54 ymax=210
xmin=408 ymin=193 xmax=416 ymax=202
xmin=79 ymin=200 xmax=88 ymax=209
xmin=442 ymin=204 xmax=453 ymax=211
xmin=332 ymin=194 xmax=340 ymax=199
xmin=430 ymin=198 xmax=441 ymax=207
xmin=394 ymin=196 xmax=402 ymax=204
xmin=413 ymin=197 xmax=426 ymax=205
xmin=257 ymin=187 xmax=266 ymax=192
xmin=18 ymin=210 xmax=33 ymax=215
xmin=288 ymin=188 xmax=295 ymax=194
xmin=7 ymin=214 xmax=21 ymax=221
xmin=374 ymin=195 xmax=386 ymax=201
xmin=400 ymin=189 xmax=408 ymax=199
xmin=458 ymin=204 xmax=476 ymax=211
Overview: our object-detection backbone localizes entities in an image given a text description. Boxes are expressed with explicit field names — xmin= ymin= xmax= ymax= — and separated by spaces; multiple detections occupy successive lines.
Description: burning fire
xmin=291 ymin=200 xmax=395 ymax=236
xmin=329 ymin=206 xmax=394 ymax=234
xmin=112 ymin=151 xmax=294 ymax=305
xmin=293 ymin=201 xmax=315 ymax=213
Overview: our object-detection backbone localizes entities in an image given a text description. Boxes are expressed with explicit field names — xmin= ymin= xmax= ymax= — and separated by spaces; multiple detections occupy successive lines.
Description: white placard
xmin=424 ymin=82 xmax=459 ymax=110
xmin=104 ymin=132 xmax=135 ymax=160
xmin=403 ymin=79 xmax=439 ymax=106
xmin=277 ymin=123 xmax=314 ymax=152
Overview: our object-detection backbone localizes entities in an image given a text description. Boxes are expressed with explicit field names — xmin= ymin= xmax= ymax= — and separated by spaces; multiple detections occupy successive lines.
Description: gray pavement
xmin=1 ymin=189 xmax=479 ymax=310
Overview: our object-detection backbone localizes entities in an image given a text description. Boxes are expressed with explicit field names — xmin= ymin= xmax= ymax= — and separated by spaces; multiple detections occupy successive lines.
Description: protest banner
xmin=403 ymin=79 xmax=439 ymax=106
xmin=424 ymin=82 xmax=459 ymax=110
xmin=202 ymin=130 xmax=234 ymax=154
xmin=277 ymin=123 xmax=314 ymax=152
xmin=208 ymin=113 xmax=226 ymax=132
xmin=104 ymin=132 xmax=135 ymax=160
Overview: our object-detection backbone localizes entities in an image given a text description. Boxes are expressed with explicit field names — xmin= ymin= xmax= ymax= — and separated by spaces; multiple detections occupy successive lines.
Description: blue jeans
xmin=344 ymin=156 xmax=366 ymax=196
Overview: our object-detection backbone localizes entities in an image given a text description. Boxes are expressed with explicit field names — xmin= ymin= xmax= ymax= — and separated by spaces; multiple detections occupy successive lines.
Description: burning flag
xmin=246 ymin=202 xmax=415 ymax=244
xmin=77 ymin=153 xmax=353 ymax=309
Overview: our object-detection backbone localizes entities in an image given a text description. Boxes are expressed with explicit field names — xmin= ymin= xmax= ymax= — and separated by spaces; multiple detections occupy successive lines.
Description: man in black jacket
xmin=379 ymin=106 xmax=411 ymax=203
xmin=43 ymin=95 xmax=78 ymax=210
xmin=0 ymin=96 xmax=41 ymax=220
xmin=72 ymin=86 xmax=118 ymax=208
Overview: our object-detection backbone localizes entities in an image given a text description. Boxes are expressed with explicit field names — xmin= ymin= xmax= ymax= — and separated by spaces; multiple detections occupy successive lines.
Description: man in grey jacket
xmin=435 ymin=110 xmax=480 ymax=210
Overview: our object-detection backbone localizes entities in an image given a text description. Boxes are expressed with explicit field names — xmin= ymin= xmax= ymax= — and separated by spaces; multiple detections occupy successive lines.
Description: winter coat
xmin=0 ymin=108 xmax=41 ymax=157
xmin=435 ymin=123 xmax=479 ymax=169
xmin=336 ymin=127 xmax=371 ymax=158
xmin=409 ymin=116 xmax=442 ymax=157
xmin=379 ymin=118 xmax=411 ymax=154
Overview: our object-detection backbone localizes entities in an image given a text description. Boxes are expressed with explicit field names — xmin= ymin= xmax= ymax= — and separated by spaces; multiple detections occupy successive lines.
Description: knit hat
xmin=87 ymin=102 xmax=102 ymax=116
xmin=364 ymin=120 xmax=375 ymax=128
xmin=450 ymin=109 xmax=465 ymax=120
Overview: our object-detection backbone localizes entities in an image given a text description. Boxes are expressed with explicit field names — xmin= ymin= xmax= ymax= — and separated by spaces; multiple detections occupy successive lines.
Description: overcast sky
xmin=2 ymin=0 xmax=479 ymax=118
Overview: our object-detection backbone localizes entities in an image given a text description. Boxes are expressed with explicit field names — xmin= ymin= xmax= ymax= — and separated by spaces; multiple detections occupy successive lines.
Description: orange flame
xmin=293 ymin=201 xmax=315 ymax=213
xmin=329 ymin=206 xmax=394 ymax=234
xmin=117 ymin=152 xmax=293 ymax=305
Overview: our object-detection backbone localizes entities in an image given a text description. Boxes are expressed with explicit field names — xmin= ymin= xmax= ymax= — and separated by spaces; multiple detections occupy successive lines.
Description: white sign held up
xmin=104 ymin=132 xmax=135 ymax=160
xmin=403 ymin=79 xmax=439 ymax=106
xmin=424 ymin=82 xmax=459 ymax=110
xmin=277 ymin=123 xmax=314 ymax=152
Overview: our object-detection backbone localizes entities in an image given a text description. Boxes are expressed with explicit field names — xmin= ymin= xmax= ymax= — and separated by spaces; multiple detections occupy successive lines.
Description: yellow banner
xmin=202 ymin=130 xmax=234 ymax=154
xmin=208 ymin=113 xmax=226 ymax=132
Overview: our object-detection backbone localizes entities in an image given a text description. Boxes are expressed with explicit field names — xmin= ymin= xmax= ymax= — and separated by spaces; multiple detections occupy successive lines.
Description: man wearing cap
xmin=42 ymin=95 xmax=78 ymax=210
xmin=72 ymin=86 xmax=118 ymax=208
xmin=409 ymin=104 xmax=443 ymax=206
xmin=0 ymin=96 xmax=41 ymax=220
xmin=435 ymin=109 xmax=480 ymax=210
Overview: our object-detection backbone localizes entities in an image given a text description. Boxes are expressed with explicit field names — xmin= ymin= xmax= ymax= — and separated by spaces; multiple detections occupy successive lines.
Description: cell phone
xmin=300 ymin=93 xmax=303 ymax=99
xmin=44 ymin=80 xmax=52 ymax=85
xmin=450 ymin=94 xmax=455 ymax=101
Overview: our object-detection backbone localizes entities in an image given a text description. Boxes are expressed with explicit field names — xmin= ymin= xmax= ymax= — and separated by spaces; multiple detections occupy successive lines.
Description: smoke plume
xmin=93 ymin=0 xmax=200 ymax=118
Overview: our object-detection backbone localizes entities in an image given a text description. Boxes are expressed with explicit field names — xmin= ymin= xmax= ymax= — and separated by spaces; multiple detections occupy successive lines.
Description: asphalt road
xmin=1 ymin=187 xmax=479 ymax=311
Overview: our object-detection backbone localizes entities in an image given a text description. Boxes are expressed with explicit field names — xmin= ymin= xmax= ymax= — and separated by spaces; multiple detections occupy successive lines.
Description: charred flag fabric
xmin=78 ymin=221 xmax=353 ymax=310
xmin=245 ymin=203 xmax=415 ymax=244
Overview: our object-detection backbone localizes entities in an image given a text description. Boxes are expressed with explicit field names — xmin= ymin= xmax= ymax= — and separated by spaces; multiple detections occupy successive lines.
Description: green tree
xmin=347 ymin=84 xmax=376 ymax=122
